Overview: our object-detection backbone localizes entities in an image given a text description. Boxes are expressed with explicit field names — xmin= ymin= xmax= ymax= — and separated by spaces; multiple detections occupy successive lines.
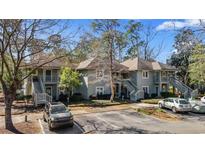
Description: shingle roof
xmin=121 ymin=57 xmax=176 ymax=71
xmin=76 ymin=57 xmax=129 ymax=72
xmin=24 ymin=53 xmax=77 ymax=69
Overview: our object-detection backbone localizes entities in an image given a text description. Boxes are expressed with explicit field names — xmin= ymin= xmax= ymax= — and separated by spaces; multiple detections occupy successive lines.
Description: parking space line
xmin=38 ymin=119 xmax=45 ymax=134
xmin=74 ymin=121 xmax=85 ymax=133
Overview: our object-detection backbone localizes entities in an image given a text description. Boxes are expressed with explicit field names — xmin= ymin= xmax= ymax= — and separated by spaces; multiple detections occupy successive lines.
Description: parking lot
xmin=40 ymin=120 xmax=83 ymax=134
xmin=2 ymin=102 xmax=205 ymax=134
xmin=39 ymin=104 xmax=205 ymax=134
xmin=73 ymin=108 xmax=205 ymax=134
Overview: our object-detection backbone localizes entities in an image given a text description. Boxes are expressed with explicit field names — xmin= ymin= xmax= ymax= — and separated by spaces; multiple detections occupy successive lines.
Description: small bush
xmin=151 ymin=93 xmax=157 ymax=98
xmin=160 ymin=92 xmax=176 ymax=98
xmin=89 ymin=95 xmax=97 ymax=100
xmin=144 ymin=92 xmax=149 ymax=99
xmin=16 ymin=94 xmax=32 ymax=101
xmin=97 ymin=94 xmax=111 ymax=100
xmin=89 ymin=94 xmax=111 ymax=100
xmin=70 ymin=93 xmax=83 ymax=102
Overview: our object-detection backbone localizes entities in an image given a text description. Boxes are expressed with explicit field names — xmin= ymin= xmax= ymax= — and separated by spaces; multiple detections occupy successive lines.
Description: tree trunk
xmin=109 ymin=42 xmax=115 ymax=102
xmin=110 ymin=72 xmax=115 ymax=102
xmin=4 ymin=94 xmax=15 ymax=130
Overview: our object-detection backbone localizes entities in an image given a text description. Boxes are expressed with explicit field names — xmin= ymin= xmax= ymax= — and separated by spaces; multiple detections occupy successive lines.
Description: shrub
xmin=160 ymin=92 xmax=177 ymax=98
xmin=16 ymin=94 xmax=32 ymax=101
xmin=151 ymin=93 xmax=157 ymax=98
xmin=89 ymin=95 xmax=97 ymax=100
xmin=97 ymin=94 xmax=111 ymax=100
xmin=144 ymin=92 xmax=149 ymax=99
xmin=89 ymin=94 xmax=111 ymax=100
xmin=70 ymin=93 xmax=83 ymax=102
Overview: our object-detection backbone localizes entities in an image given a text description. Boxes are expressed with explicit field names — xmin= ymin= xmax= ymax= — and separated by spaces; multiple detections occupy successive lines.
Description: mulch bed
xmin=0 ymin=120 xmax=42 ymax=134
xmin=137 ymin=107 xmax=181 ymax=121
xmin=0 ymin=101 xmax=43 ymax=116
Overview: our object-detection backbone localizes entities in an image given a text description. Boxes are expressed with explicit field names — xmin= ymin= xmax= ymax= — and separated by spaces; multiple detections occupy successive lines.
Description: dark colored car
xmin=43 ymin=102 xmax=74 ymax=130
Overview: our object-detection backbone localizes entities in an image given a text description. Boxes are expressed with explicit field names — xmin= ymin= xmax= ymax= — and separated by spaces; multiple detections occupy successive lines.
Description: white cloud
xmin=156 ymin=19 xmax=204 ymax=31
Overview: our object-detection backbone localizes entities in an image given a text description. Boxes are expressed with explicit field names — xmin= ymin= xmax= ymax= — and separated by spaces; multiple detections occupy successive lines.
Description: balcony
xmin=45 ymin=75 xmax=58 ymax=83
xmin=161 ymin=76 xmax=168 ymax=82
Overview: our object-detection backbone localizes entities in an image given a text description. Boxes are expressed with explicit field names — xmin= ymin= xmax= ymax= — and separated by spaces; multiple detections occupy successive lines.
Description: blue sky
xmin=61 ymin=19 xmax=202 ymax=63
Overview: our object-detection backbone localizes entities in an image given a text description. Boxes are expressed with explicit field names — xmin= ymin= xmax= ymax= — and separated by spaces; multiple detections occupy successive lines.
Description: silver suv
xmin=158 ymin=97 xmax=192 ymax=113
xmin=43 ymin=102 xmax=74 ymax=130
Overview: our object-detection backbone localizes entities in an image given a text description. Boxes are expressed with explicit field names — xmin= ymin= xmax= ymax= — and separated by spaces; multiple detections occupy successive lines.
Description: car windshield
xmin=178 ymin=100 xmax=189 ymax=104
xmin=50 ymin=105 xmax=67 ymax=114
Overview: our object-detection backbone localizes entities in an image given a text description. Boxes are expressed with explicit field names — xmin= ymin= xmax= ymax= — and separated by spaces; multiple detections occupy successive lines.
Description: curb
xmin=38 ymin=119 xmax=45 ymax=134
xmin=74 ymin=121 xmax=85 ymax=133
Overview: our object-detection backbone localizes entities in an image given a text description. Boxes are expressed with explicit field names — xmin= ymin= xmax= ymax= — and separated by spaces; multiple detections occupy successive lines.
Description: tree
xmin=0 ymin=19 xmax=67 ymax=131
xmin=92 ymin=19 xmax=122 ymax=102
xmin=59 ymin=67 xmax=81 ymax=94
xmin=169 ymin=28 xmax=200 ymax=85
xmin=189 ymin=44 xmax=205 ymax=86
xmin=72 ymin=33 xmax=103 ymax=62
xmin=124 ymin=20 xmax=144 ymax=59
xmin=141 ymin=25 xmax=164 ymax=60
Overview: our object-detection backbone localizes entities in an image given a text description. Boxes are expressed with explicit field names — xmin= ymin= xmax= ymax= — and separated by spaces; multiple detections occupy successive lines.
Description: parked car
xmin=158 ymin=97 xmax=192 ymax=113
xmin=43 ymin=102 xmax=74 ymax=130
xmin=189 ymin=100 xmax=205 ymax=113
xmin=200 ymin=96 xmax=205 ymax=103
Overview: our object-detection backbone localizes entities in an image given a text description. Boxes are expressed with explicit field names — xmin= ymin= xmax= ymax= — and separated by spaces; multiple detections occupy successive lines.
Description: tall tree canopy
xmin=124 ymin=20 xmax=144 ymax=59
xmin=169 ymin=28 xmax=200 ymax=85
xmin=92 ymin=19 xmax=123 ymax=102
xmin=0 ymin=19 xmax=67 ymax=131
xmin=189 ymin=44 xmax=205 ymax=86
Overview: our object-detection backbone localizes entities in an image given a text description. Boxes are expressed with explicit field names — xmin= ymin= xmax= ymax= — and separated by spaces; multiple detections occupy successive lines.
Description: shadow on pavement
xmin=41 ymin=120 xmax=84 ymax=134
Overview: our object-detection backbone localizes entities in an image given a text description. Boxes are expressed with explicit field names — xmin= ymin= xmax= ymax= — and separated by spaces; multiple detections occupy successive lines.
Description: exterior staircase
xmin=169 ymin=77 xmax=198 ymax=99
xmin=32 ymin=76 xmax=52 ymax=106
xmin=121 ymin=79 xmax=144 ymax=101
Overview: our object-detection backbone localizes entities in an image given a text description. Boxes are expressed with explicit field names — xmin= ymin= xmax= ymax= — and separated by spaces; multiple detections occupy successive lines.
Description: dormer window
xmin=96 ymin=69 xmax=104 ymax=79
xmin=142 ymin=71 xmax=149 ymax=79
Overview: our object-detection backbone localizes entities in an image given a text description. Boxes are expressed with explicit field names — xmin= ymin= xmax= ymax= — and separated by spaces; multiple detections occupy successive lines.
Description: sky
xmin=61 ymin=19 xmax=203 ymax=63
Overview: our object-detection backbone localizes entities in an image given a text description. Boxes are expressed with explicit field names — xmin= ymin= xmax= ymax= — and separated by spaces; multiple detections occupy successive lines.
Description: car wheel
xmin=69 ymin=122 xmax=74 ymax=127
xmin=172 ymin=107 xmax=177 ymax=113
xmin=159 ymin=103 xmax=163 ymax=109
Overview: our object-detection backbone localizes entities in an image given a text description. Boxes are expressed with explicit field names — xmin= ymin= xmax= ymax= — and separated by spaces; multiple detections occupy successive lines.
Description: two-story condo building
xmin=121 ymin=57 xmax=176 ymax=99
xmin=25 ymin=54 xmax=196 ymax=106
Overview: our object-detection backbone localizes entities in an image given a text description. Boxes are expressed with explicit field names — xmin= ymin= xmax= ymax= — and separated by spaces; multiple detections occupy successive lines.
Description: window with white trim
xmin=142 ymin=86 xmax=149 ymax=94
xmin=96 ymin=69 xmax=104 ymax=79
xmin=96 ymin=86 xmax=104 ymax=95
xmin=142 ymin=71 xmax=149 ymax=79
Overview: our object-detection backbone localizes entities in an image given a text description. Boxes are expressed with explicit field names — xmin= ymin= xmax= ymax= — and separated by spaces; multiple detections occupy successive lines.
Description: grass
xmin=140 ymin=99 xmax=162 ymax=104
xmin=138 ymin=108 xmax=165 ymax=115
xmin=69 ymin=99 xmax=130 ymax=107
xmin=137 ymin=107 xmax=181 ymax=121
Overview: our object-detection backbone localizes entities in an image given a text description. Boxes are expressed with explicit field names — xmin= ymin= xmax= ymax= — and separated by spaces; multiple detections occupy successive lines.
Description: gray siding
xmin=75 ymin=69 xmax=112 ymax=99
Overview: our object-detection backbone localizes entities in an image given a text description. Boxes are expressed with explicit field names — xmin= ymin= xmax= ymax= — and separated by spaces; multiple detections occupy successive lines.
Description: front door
xmin=155 ymin=86 xmax=159 ymax=96
xmin=115 ymin=83 xmax=119 ymax=98
xmin=46 ymin=86 xmax=52 ymax=97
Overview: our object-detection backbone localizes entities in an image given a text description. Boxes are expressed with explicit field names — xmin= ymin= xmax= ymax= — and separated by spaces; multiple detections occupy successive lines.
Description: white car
xmin=200 ymin=96 xmax=205 ymax=103
xmin=158 ymin=97 xmax=192 ymax=113
xmin=189 ymin=99 xmax=205 ymax=113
